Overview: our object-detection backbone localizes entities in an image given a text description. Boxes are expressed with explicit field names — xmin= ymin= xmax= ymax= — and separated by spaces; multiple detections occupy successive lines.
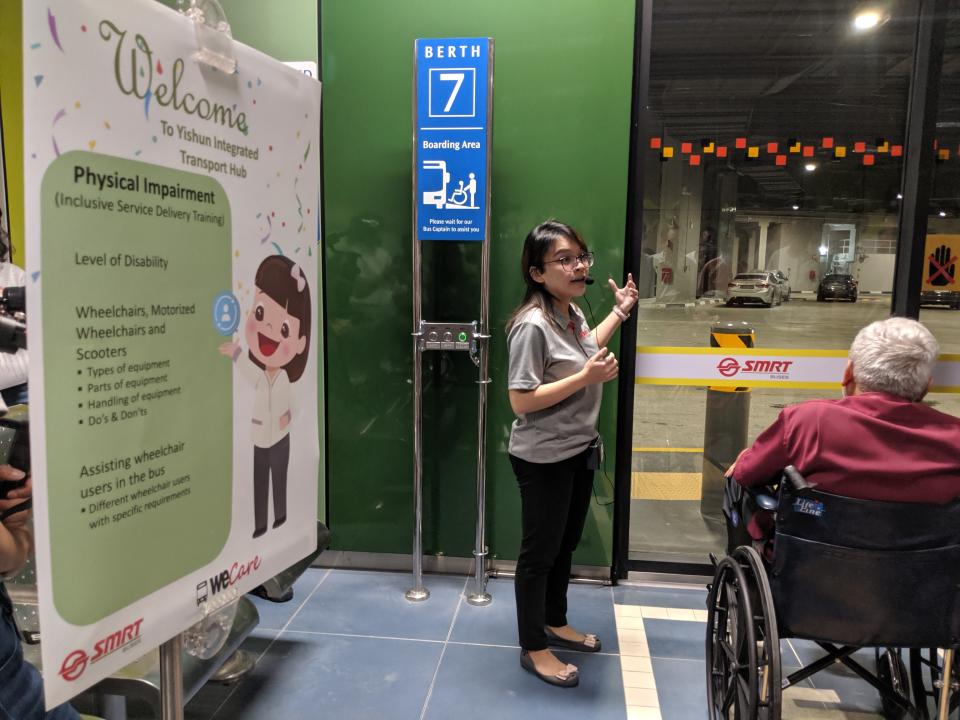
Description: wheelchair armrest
xmin=782 ymin=466 xmax=812 ymax=491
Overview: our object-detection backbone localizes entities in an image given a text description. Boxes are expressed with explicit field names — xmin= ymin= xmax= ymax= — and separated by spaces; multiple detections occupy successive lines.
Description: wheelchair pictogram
xmin=421 ymin=161 xmax=479 ymax=210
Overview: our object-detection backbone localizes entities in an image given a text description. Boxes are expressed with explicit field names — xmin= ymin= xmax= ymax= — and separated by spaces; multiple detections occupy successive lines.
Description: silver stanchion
xmin=406 ymin=186 xmax=429 ymax=603
xmin=159 ymin=634 xmax=184 ymax=720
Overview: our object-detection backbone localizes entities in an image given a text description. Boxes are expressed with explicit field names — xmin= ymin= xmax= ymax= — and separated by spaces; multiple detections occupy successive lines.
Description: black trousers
xmin=253 ymin=434 xmax=289 ymax=533
xmin=510 ymin=447 xmax=594 ymax=651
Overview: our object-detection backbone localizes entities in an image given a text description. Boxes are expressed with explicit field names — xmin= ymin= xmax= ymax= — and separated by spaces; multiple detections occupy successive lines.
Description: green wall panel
xmin=322 ymin=0 xmax=634 ymax=566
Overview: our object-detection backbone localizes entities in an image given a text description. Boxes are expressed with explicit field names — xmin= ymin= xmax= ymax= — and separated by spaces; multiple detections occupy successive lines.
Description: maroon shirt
xmin=733 ymin=392 xmax=960 ymax=503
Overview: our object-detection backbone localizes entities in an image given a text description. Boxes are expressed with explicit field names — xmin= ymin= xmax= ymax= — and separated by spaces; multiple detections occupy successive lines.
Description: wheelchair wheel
xmin=876 ymin=649 xmax=910 ymax=720
xmin=734 ymin=547 xmax=781 ymax=719
xmin=910 ymin=648 xmax=959 ymax=718
xmin=706 ymin=548 xmax=780 ymax=719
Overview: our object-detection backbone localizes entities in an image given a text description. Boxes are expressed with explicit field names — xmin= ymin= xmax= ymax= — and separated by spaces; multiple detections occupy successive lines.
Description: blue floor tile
xmin=247 ymin=567 xmax=328 ymax=631
xmin=208 ymin=632 xmax=443 ymax=720
xmin=450 ymin=578 xmax=619 ymax=653
xmin=613 ymin=584 xmax=707 ymax=611
xmin=652 ymin=657 xmax=706 ymax=720
xmin=286 ymin=569 xmax=467 ymax=641
xmin=185 ymin=629 xmax=278 ymax=720
xmin=645 ymin=618 xmax=705 ymax=661
xmin=425 ymin=643 xmax=626 ymax=720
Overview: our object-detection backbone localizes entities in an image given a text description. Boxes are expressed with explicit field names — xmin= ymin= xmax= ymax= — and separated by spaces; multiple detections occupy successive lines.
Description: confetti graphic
xmin=271 ymin=242 xmax=284 ymax=255
xmin=51 ymin=108 xmax=67 ymax=157
xmin=30 ymin=43 xmax=41 ymax=50
xmin=34 ymin=75 xmax=44 ymax=88
xmin=47 ymin=8 xmax=64 ymax=52
xmin=144 ymin=88 xmax=152 ymax=120
xmin=303 ymin=141 xmax=311 ymax=162
xmin=31 ymin=272 xmax=41 ymax=283
xmin=259 ymin=214 xmax=272 ymax=244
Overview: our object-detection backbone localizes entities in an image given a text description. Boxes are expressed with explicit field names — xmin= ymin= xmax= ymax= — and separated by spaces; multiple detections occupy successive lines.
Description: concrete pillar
xmin=757 ymin=220 xmax=770 ymax=269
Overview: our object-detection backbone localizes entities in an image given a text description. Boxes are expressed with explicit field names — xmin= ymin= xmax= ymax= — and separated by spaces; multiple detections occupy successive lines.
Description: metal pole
xmin=406 ymin=42 xmax=428 ymax=602
xmin=467 ymin=40 xmax=494 ymax=607
xmin=891 ymin=0 xmax=946 ymax=319
xmin=159 ymin=635 xmax=184 ymax=720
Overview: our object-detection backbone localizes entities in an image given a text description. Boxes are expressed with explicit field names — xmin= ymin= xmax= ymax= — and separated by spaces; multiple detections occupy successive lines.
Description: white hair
xmin=849 ymin=317 xmax=939 ymax=401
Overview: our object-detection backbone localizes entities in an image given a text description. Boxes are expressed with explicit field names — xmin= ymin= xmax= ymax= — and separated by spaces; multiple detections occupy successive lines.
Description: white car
xmin=726 ymin=272 xmax=781 ymax=307
xmin=771 ymin=270 xmax=791 ymax=301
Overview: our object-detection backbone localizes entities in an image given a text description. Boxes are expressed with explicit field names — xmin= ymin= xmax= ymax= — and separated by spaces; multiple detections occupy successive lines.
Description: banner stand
xmin=160 ymin=635 xmax=185 ymax=720
xmin=157 ymin=6 xmax=232 ymax=718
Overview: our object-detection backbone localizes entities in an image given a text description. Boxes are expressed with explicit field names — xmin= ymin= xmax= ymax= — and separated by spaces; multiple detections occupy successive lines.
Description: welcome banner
xmin=23 ymin=0 xmax=321 ymax=705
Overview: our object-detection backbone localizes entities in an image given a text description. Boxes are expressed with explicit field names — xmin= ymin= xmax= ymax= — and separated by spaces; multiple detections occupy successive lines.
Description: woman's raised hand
xmin=581 ymin=347 xmax=619 ymax=385
xmin=607 ymin=272 xmax=639 ymax=314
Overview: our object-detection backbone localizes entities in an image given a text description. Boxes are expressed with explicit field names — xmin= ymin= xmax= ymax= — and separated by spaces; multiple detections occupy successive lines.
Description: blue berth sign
xmin=414 ymin=38 xmax=492 ymax=241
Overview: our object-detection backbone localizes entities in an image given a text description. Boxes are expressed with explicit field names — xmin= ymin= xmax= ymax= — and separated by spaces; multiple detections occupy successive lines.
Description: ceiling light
xmin=939 ymin=210 xmax=947 ymax=217
xmin=791 ymin=204 xmax=800 ymax=210
xmin=819 ymin=245 xmax=829 ymax=256
xmin=853 ymin=9 xmax=884 ymax=30
xmin=896 ymin=193 xmax=903 ymax=199
xmin=804 ymin=163 xmax=817 ymax=172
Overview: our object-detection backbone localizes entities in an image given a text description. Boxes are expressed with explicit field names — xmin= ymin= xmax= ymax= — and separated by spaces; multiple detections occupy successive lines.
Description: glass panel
xmin=923 ymin=2 xmax=960 ymax=357
xmin=631 ymin=1 xmax=918 ymax=564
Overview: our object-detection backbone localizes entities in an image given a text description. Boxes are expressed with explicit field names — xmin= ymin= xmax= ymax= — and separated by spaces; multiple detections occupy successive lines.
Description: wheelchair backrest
xmin=770 ymin=470 xmax=960 ymax=648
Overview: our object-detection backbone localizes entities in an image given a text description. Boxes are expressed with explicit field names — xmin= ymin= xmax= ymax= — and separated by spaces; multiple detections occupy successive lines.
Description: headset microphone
xmin=584 ymin=276 xmax=595 ymax=285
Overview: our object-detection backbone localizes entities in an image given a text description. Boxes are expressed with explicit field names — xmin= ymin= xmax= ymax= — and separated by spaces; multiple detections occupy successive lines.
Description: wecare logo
xmin=58 ymin=617 xmax=144 ymax=682
xmin=98 ymin=20 xmax=249 ymax=134
xmin=197 ymin=554 xmax=262 ymax=606
xmin=716 ymin=357 xmax=794 ymax=378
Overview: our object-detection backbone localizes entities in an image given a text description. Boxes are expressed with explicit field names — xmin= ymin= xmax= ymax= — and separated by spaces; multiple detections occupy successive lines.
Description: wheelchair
xmin=706 ymin=467 xmax=960 ymax=719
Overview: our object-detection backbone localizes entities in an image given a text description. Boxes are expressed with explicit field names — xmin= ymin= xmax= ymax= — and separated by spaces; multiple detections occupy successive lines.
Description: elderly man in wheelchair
xmin=707 ymin=317 xmax=960 ymax=720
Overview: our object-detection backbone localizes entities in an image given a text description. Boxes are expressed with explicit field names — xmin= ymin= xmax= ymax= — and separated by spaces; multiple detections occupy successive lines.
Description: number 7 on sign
xmin=439 ymin=72 xmax=465 ymax=113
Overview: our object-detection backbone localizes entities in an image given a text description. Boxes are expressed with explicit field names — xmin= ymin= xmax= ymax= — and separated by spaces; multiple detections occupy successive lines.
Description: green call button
xmin=458 ymin=331 xmax=468 ymax=342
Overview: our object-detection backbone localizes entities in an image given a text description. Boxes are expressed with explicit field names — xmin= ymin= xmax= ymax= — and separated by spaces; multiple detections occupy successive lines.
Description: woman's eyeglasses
xmin=543 ymin=252 xmax=595 ymax=271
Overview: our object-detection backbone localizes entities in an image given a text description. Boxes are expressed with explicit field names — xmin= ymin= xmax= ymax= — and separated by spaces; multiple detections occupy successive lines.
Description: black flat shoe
xmin=545 ymin=627 xmax=601 ymax=653
xmin=520 ymin=651 xmax=579 ymax=688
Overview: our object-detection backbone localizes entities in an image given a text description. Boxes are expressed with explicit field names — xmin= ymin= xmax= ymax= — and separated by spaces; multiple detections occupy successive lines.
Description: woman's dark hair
xmin=248 ymin=255 xmax=311 ymax=382
xmin=505 ymin=220 xmax=587 ymax=333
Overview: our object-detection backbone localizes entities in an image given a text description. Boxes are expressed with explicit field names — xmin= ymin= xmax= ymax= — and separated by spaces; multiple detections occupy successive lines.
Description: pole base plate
xmin=405 ymin=588 xmax=430 ymax=602
xmin=466 ymin=592 xmax=492 ymax=607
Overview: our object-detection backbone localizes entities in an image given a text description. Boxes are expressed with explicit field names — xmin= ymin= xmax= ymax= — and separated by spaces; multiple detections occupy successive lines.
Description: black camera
xmin=0 ymin=287 xmax=25 ymax=353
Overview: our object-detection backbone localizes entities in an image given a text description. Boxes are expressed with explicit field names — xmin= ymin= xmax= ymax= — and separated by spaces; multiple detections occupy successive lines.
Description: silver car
xmin=726 ymin=272 xmax=781 ymax=307
xmin=771 ymin=270 xmax=791 ymax=301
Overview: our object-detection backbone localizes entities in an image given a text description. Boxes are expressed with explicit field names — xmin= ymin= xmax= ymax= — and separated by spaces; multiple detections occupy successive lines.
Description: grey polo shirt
xmin=507 ymin=304 xmax=602 ymax=463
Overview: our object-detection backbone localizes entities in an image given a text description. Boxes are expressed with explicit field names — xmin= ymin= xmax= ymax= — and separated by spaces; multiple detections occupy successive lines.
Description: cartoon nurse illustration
xmin=220 ymin=255 xmax=311 ymax=538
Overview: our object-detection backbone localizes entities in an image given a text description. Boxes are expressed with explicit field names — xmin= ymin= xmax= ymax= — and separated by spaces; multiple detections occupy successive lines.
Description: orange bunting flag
xmin=835 ymin=146 xmax=847 ymax=158
xmin=767 ymin=142 xmax=778 ymax=154
xmin=662 ymin=147 xmax=674 ymax=158
xmin=877 ymin=142 xmax=890 ymax=153
xmin=735 ymin=137 xmax=747 ymax=149
xmin=681 ymin=142 xmax=693 ymax=154
xmin=690 ymin=154 xmax=701 ymax=166
xmin=802 ymin=146 xmax=815 ymax=157
xmin=854 ymin=141 xmax=866 ymax=153
xmin=863 ymin=154 xmax=875 ymax=166
xmin=939 ymin=149 xmax=951 ymax=161
xmin=650 ymin=137 xmax=662 ymax=149
xmin=775 ymin=154 xmax=787 ymax=166
xmin=748 ymin=146 xmax=760 ymax=158
xmin=891 ymin=145 xmax=903 ymax=157
xmin=789 ymin=142 xmax=801 ymax=153
xmin=704 ymin=142 xmax=715 ymax=154
xmin=822 ymin=137 xmax=834 ymax=149
xmin=717 ymin=146 xmax=728 ymax=158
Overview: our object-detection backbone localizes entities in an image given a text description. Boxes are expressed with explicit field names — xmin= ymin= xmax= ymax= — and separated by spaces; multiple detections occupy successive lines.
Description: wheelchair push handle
xmin=782 ymin=465 xmax=812 ymax=491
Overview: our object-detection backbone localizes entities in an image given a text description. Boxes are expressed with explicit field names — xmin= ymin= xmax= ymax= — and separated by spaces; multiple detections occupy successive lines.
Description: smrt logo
xmin=59 ymin=617 xmax=144 ymax=682
xmin=716 ymin=357 xmax=794 ymax=378
xmin=198 ymin=555 xmax=262 ymax=605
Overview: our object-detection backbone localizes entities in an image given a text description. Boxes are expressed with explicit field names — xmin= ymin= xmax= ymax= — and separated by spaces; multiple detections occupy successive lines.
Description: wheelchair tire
xmin=706 ymin=555 xmax=760 ymax=719
xmin=733 ymin=547 xmax=782 ymax=720
xmin=876 ymin=649 xmax=910 ymax=719
xmin=910 ymin=648 xmax=960 ymax=718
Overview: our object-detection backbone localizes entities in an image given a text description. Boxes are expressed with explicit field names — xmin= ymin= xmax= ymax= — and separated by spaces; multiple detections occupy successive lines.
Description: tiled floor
xmin=180 ymin=569 xmax=926 ymax=719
